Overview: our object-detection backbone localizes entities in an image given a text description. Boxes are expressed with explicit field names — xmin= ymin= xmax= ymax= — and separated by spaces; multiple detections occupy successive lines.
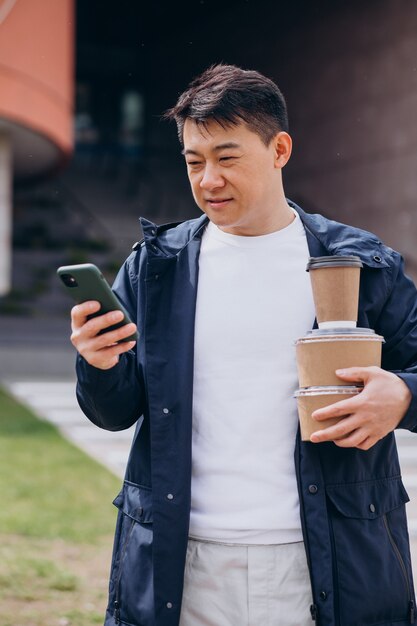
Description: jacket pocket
xmin=325 ymin=477 xmax=415 ymax=626
xmin=107 ymin=481 xmax=154 ymax=626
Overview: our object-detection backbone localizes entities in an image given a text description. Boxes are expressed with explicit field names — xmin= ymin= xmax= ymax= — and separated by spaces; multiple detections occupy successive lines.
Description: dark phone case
xmin=57 ymin=263 xmax=138 ymax=342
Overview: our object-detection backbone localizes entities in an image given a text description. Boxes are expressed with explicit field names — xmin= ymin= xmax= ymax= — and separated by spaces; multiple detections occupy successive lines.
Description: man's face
xmin=182 ymin=118 xmax=287 ymax=236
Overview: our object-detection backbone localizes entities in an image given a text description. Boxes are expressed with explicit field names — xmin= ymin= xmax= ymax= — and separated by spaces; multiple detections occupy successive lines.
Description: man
xmin=71 ymin=65 xmax=417 ymax=626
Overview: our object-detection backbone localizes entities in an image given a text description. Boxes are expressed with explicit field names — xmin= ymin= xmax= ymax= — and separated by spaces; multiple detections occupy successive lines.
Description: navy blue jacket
xmin=76 ymin=201 xmax=417 ymax=626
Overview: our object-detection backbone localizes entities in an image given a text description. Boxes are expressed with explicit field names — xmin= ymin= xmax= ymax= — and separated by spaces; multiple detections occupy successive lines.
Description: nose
xmin=199 ymin=163 xmax=225 ymax=191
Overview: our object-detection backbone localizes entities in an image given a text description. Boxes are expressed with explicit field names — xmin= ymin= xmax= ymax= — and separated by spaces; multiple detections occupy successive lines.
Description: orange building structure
xmin=0 ymin=0 xmax=74 ymax=294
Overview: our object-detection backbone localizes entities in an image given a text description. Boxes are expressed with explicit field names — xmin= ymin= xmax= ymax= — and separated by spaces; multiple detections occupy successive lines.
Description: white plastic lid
xmin=295 ymin=332 xmax=384 ymax=345
xmin=294 ymin=385 xmax=363 ymax=398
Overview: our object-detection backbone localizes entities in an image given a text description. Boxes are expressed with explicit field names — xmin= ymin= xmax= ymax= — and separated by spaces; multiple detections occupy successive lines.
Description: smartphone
xmin=57 ymin=263 xmax=138 ymax=342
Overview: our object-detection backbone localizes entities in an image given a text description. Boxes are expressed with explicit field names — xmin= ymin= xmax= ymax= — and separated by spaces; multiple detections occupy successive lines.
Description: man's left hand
xmin=310 ymin=366 xmax=412 ymax=450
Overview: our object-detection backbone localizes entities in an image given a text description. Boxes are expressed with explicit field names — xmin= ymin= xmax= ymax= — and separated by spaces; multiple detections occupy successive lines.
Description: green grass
xmin=0 ymin=387 xmax=120 ymax=542
xmin=0 ymin=386 xmax=123 ymax=625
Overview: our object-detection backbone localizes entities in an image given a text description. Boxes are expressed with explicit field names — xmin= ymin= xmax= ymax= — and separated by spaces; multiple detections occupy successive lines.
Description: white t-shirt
xmin=189 ymin=209 xmax=316 ymax=544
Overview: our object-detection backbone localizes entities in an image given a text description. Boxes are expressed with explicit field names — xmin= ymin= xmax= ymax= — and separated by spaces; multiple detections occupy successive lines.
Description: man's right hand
xmin=71 ymin=300 xmax=137 ymax=370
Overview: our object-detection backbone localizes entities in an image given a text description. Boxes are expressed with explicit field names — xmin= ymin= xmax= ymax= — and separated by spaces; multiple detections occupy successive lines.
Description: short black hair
xmin=164 ymin=63 xmax=289 ymax=146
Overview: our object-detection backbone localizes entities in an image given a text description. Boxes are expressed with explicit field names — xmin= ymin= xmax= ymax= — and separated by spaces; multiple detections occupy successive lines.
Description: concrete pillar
xmin=0 ymin=132 xmax=12 ymax=295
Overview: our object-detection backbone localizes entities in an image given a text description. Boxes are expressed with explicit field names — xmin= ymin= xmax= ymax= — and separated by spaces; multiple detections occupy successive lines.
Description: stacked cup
xmin=294 ymin=256 xmax=384 ymax=441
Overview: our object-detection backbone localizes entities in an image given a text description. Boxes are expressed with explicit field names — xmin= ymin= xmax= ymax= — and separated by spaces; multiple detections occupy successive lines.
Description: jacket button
xmin=163 ymin=408 xmax=170 ymax=414
xmin=166 ymin=602 xmax=173 ymax=609
xmin=154 ymin=274 xmax=159 ymax=280
xmin=373 ymin=255 xmax=382 ymax=262
xmin=151 ymin=228 xmax=156 ymax=236
xmin=320 ymin=591 xmax=327 ymax=600
xmin=308 ymin=484 xmax=318 ymax=494
xmin=167 ymin=493 xmax=174 ymax=500
xmin=369 ymin=503 xmax=376 ymax=513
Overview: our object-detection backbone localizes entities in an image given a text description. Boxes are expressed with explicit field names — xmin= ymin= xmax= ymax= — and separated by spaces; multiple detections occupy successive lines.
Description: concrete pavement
xmin=2 ymin=378 xmax=134 ymax=479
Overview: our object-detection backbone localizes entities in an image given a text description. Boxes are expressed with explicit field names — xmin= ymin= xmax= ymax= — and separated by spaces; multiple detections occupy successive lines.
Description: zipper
xmin=383 ymin=514 xmax=415 ymax=623
xmin=114 ymin=518 xmax=136 ymax=624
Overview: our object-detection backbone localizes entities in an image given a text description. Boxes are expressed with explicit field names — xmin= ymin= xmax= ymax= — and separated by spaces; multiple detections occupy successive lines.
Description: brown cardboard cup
xmin=295 ymin=386 xmax=362 ymax=441
xmin=295 ymin=329 xmax=384 ymax=387
xmin=307 ymin=256 xmax=363 ymax=327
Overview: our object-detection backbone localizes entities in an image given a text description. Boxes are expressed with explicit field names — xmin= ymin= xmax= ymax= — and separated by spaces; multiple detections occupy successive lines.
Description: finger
xmin=82 ymin=310 xmax=126 ymax=337
xmin=90 ymin=323 xmax=137 ymax=350
xmin=72 ymin=321 xmax=136 ymax=353
xmin=312 ymin=396 xmax=361 ymax=421
xmin=333 ymin=429 xmax=369 ymax=448
xmin=310 ymin=415 xmax=361 ymax=443
xmin=335 ymin=366 xmax=379 ymax=383
xmin=71 ymin=301 xmax=101 ymax=329
xmin=356 ymin=437 xmax=376 ymax=451
xmin=90 ymin=340 xmax=137 ymax=370
xmin=98 ymin=339 xmax=136 ymax=357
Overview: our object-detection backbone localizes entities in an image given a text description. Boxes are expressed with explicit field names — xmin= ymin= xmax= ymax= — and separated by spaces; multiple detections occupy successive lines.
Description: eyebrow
xmin=182 ymin=142 xmax=241 ymax=156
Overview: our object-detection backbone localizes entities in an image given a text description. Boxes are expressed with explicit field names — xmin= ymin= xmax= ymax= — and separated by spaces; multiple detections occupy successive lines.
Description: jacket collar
xmin=140 ymin=215 xmax=208 ymax=259
xmin=290 ymin=201 xmax=389 ymax=268
xmin=140 ymin=200 xmax=389 ymax=269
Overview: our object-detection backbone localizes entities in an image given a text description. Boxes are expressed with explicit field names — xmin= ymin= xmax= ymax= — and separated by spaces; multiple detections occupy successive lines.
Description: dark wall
xmin=75 ymin=0 xmax=417 ymax=273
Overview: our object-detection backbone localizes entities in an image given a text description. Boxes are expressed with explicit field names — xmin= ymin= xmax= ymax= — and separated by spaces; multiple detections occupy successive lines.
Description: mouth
xmin=205 ymin=198 xmax=233 ymax=208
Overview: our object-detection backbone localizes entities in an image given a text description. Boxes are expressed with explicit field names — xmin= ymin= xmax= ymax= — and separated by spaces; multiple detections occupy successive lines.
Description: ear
xmin=273 ymin=132 xmax=292 ymax=169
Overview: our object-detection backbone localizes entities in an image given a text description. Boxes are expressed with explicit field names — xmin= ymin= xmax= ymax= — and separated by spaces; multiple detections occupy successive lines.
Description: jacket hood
xmin=138 ymin=200 xmax=391 ymax=269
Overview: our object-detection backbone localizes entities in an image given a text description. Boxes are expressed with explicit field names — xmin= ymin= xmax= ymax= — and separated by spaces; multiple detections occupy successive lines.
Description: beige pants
xmin=179 ymin=538 xmax=313 ymax=626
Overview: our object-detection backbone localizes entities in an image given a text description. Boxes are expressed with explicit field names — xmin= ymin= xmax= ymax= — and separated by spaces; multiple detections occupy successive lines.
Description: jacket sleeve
xmin=377 ymin=252 xmax=417 ymax=432
xmin=75 ymin=251 xmax=145 ymax=431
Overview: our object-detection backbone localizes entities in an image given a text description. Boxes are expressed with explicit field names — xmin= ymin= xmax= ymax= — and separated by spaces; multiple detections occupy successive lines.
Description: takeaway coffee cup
xmin=294 ymin=385 xmax=363 ymax=441
xmin=307 ymin=256 xmax=363 ymax=328
xmin=295 ymin=328 xmax=384 ymax=387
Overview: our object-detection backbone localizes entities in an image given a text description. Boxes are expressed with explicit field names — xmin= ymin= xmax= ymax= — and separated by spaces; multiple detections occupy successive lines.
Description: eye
xmin=186 ymin=161 xmax=202 ymax=167
xmin=219 ymin=156 xmax=239 ymax=164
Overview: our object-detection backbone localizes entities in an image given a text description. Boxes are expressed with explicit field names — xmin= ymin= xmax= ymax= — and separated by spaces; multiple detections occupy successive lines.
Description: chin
xmin=204 ymin=210 xmax=235 ymax=226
